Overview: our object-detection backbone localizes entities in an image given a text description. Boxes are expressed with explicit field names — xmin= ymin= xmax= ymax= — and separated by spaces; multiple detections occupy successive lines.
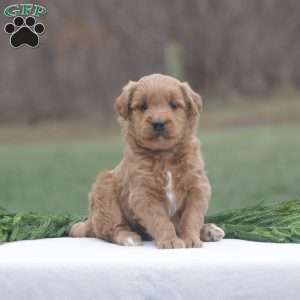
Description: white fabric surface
xmin=0 ymin=238 xmax=299 ymax=300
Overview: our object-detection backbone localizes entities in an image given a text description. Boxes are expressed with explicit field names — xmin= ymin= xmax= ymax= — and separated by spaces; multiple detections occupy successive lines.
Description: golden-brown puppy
xmin=70 ymin=74 xmax=225 ymax=248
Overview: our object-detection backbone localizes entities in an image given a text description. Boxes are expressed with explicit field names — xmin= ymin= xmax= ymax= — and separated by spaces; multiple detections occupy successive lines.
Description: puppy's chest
xmin=158 ymin=168 xmax=185 ymax=218
xmin=164 ymin=170 xmax=177 ymax=217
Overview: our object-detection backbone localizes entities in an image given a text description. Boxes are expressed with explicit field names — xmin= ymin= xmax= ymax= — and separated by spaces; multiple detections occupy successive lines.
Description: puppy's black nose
xmin=152 ymin=121 xmax=165 ymax=132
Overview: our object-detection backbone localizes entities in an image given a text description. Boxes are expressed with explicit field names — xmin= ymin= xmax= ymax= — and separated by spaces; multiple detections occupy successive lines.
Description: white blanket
xmin=0 ymin=238 xmax=299 ymax=300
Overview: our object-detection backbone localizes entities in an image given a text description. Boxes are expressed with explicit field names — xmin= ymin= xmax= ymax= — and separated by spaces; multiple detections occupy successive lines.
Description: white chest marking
xmin=165 ymin=171 xmax=177 ymax=217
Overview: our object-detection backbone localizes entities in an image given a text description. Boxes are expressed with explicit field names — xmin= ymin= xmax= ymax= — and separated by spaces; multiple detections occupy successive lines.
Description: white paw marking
xmin=165 ymin=171 xmax=177 ymax=217
xmin=208 ymin=224 xmax=225 ymax=241
xmin=124 ymin=237 xmax=140 ymax=246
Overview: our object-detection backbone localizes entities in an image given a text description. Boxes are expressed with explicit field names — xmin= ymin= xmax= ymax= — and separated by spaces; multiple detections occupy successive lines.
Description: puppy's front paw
xmin=156 ymin=237 xmax=185 ymax=249
xmin=201 ymin=223 xmax=225 ymax=242
xmin=182 ymin=235 xmax=203 ymax=248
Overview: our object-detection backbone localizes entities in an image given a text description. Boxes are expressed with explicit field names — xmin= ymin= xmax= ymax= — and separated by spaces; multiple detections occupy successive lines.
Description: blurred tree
xmin=0 ymin=0 xmax=299 ymax=124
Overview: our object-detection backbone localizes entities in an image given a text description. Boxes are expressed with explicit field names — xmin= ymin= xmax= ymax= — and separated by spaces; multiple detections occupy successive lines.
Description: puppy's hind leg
xmin=113 ymin=228 xmax=143 ymax=246
xmin=89 ymin=171 xmax=143 ymax=246
xmin=69 ymin=219 xmax=142 ymax=246
xmin=200 ymin=223 xmax=225 ymax=242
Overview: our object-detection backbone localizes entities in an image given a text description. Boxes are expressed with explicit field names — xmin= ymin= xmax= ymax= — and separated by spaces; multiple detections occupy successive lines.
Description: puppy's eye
xmin=169 ymin=101 xmax=178 ymax=110
xmin=139 ymin=103 xmax=148 ymax=112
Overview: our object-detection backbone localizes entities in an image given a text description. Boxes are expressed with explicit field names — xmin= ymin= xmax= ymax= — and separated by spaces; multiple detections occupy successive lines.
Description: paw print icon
xmin=4 ymin=16 xmax=45 ymax=48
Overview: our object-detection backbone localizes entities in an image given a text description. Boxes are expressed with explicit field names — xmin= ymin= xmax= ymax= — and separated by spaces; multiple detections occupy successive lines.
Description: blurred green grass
xmin=0 ymin=125 xmax=299 ymax=216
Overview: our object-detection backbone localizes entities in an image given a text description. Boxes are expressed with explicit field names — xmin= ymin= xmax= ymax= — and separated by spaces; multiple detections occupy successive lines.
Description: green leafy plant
xmin=0 ymin=206 xmax=84 ymax=243
xmin=1 ymin=200 xmax=300 ymax=243
xmin=207 ymin=200 xmax=300 ymax=243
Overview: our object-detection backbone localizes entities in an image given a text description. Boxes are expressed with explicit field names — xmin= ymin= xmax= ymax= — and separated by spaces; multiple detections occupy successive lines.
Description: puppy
xmin=70 ymin=74 xmax=225 ymax=248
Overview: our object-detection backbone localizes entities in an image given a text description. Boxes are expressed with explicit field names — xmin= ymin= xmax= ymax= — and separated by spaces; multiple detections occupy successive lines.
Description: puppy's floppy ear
xmin=180 ymin=82 xmax=203 ymax=115
xmin=115 ymin=81 xmax=138 ymax=119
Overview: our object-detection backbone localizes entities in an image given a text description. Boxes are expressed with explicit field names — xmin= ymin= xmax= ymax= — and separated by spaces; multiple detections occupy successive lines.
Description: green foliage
xmin=207 ymin=200 xmax=300 ymax=243
xmin=1 ymin=200 xmax=300 ymax=243
xmin=0 ymin=209 xmax=84 ymax=242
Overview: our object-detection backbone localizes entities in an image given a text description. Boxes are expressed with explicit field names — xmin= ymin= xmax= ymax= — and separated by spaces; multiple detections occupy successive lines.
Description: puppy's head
xmin=116 ymin=74 xmax=202 ymax=151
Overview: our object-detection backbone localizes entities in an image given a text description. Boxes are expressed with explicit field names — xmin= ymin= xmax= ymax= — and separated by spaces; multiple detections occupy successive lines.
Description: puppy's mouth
xmin=153 ymin=130 xmax=167 ymax=138
xmin=146 ymin=129 xmax=179 ymax=148
xmin=133 ymin=124 xmax=180 ymax=151
xmin=135 ymin=130 xmax=179 ymax=152
xmin=149 ymin=129 xmax=174 ymax=140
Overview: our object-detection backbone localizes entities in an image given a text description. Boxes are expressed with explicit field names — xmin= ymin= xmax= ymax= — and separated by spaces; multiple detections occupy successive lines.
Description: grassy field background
xmin=0 ymin=127 xmax=299 ymax=216
xmin=0 ymin=98 xmax=299 ymax=216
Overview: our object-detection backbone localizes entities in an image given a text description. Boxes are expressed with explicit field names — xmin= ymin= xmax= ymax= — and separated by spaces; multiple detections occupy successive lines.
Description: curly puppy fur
xmin=70 ymin=74 xmax=224 ymax=248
